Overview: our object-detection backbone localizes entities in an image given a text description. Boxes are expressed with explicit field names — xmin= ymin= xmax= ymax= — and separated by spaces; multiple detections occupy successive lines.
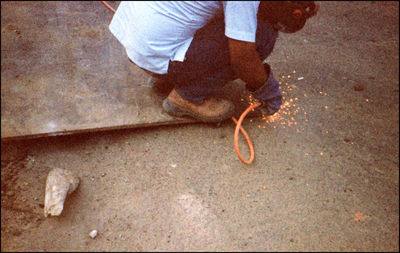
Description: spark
xmin=243 ymin=71 xmax=311 ymax=131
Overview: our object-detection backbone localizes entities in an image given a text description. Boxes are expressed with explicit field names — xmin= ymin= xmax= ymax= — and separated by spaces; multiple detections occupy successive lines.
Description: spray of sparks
xmin=241 ymin=70 xmax=311 ymax=131
xmin=239 ymin=70 xmax=369 ymax=158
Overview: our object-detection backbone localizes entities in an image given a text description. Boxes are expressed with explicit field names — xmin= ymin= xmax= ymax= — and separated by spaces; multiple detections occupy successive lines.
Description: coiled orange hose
xmin=232 ymin=102 xmax=262 ymax=164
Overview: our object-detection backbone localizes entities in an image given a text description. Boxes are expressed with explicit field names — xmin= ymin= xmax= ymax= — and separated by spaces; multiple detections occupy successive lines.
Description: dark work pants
xmin=159 ymin=17 xmax=279 ymax=104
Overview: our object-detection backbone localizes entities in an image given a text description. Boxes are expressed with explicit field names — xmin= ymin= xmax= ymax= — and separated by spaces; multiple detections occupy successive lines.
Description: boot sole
xmin=162 ymin=98 xmax=234 ymax=123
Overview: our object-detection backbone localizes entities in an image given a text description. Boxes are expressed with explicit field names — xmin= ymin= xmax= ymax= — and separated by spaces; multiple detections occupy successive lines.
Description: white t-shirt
xmin=109 ymin=1 xmax=260 ymax=74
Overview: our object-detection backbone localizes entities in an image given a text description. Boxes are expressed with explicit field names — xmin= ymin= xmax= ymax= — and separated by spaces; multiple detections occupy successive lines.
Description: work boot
xmin=163 ymin=89 xmax=234 ymax=123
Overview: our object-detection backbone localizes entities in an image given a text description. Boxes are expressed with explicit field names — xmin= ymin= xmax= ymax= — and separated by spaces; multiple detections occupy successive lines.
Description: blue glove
xmin=247 ymin=63 xmax=282 ymax=116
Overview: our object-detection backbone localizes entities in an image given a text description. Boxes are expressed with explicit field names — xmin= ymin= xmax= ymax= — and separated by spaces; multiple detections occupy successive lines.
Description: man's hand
xmin=250 ymin=63 xmax=282 ymax=116
xmin=228 ymin=38 xmax=268 ymax=91
xmin=228 ymin=38 xmax=281 ymax=116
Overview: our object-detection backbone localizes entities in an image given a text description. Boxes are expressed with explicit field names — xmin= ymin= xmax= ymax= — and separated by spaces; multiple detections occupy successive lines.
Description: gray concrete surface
xmin=1 ymin=1 xmax=194 ymax=140
xmin=1 ymin=1 xmax=399 ymax=252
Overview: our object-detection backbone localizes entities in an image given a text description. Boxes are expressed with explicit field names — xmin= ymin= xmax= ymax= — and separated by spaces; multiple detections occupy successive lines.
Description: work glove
xmin=246 ymin=63 xmax=282 ymax=116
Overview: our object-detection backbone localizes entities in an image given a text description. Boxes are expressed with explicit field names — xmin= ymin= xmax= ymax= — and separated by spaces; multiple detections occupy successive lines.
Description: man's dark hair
xmin=258 ymin=1 xmax=319 ymax=33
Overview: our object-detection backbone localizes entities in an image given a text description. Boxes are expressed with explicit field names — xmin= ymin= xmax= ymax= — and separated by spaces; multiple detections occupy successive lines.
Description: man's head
xmin=258 ymin=1 xmax=319 ymax=33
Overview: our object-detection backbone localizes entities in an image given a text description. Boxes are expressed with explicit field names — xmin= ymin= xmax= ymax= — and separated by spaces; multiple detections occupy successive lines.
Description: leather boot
xmin=163 ymin=89 xmax=234 ymax=123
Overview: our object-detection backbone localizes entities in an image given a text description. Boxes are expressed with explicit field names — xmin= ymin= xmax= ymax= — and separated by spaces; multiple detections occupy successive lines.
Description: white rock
xmin=89 ymin=230 xmax=98 ymax=239
xmin=43 ymin=168 xmax=80 ymax=217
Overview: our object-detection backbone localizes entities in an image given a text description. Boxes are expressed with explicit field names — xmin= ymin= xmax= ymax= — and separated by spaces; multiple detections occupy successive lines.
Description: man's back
xmin=109 ymin=1 xmax=222 ymax=73
xmin=109 ymin=1 xmax=260 ymax=74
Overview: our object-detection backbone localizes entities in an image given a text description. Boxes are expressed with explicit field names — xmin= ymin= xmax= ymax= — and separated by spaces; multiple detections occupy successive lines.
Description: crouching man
xmin=109 ymin=1 xmax=319 ymax=123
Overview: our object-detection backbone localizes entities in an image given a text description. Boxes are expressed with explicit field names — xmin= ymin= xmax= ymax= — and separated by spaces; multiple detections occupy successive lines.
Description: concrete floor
xmin=1 ymin=1 xmax=194 ymax=140
xmin=1 ymin=1 xmax=399 ymax=252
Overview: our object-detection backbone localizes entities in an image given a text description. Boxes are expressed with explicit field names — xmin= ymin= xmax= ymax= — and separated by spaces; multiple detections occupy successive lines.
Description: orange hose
xmin=232 ymin=102 xmax=262 ymax=164
xmin=102 ymin=1 xmax=116 ymax=13
xmin=101 ymin=1 xmax=261 ymax=164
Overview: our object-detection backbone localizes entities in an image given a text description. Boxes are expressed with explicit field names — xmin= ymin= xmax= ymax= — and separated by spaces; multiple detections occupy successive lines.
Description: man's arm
xmin=228 ymin=38 xmax=268 ymax=91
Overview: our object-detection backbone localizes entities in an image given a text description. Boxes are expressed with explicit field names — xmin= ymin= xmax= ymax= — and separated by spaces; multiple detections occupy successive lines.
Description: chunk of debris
xmin=44 ymin=168 xmax=80 ymax=217
xmin=89 ymin=230 xmax=98 ymax=239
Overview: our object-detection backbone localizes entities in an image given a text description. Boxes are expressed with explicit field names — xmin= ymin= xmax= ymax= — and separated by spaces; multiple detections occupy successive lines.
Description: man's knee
xmin=255 ymin=20 xmax=278 ymax=60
